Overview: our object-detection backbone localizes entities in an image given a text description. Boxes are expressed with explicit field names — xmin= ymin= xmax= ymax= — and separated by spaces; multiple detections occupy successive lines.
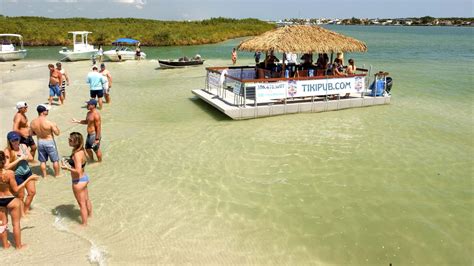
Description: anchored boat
xmin=0 ymin=34 xmax=27 ymax=61
xmin=158 ymin=55 xmax=204 ymax=68
xmin=59 ymin=31 xmax=98 ymax=61
xmin=103 ymin=38 xmax=146 ymax=61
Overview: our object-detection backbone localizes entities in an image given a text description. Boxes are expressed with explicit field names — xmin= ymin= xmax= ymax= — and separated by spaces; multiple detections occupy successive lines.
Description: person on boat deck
xmin=299 ymin=53 xmax=315 ymax=71
xmin=264 ymin=50 xmax=279 ymax=70
xmin=332 ymin=58 xmax=345 ymax=76
xmin=316 ymin=53 xmax=329 ymax=70
xmin=346 ymin=58 xmax=356 ymax=75
xmin=254 ymin=51 xmax=261 ymax=64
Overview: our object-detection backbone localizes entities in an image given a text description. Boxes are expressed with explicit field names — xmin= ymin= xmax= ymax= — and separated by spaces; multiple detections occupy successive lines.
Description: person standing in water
xmin=99 ymin=63 xmax=113 ymax=104
xmin=30 ymin=104 xmax=61 ymax=178
xmin=56 ymin=62 xmax=70 ymax=102
xmin=0 ymin=151 xmax=38 ymax=249
xmin=71 ymin=99 xmax=102 ymax=162
xmin=3 ymin=131 xmax=39 ymax=216
xmin=61 ymin=132 xmax=92 ymax=226
xmin=12 ymin=101 xmax=37 ymax=159
xmin=231 ymin=48 xmax=237 ymax=65
xmin=48 ymin=63 xmax=63 ymax=106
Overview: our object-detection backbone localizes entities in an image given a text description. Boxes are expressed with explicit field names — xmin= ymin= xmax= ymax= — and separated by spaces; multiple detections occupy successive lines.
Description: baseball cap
xmin=86 ymin=99 xmax=97 ymax=106
xmin=92 ymin=65 xmax=98 ymax=70
xmin=7 ymin=131 xmax=21 ymax=142
xmin=37 ymin=104 xmax=50 ymax=113
xmin=100 ymin=63 xmax=105 ymax=68
xmin=16 ymin=101 xmax=28 ymax=110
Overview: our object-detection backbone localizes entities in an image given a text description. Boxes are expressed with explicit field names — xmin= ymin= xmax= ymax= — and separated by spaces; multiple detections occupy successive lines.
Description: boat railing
xmin=205 ymin=66 xmax=380 ymax=107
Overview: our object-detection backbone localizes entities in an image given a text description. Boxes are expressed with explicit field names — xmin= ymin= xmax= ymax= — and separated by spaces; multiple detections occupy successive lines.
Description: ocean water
xmin=1 ymin=26 xmax=473 ymax=265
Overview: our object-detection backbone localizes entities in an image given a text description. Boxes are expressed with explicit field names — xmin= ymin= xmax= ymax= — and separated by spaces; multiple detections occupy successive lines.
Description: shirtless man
xmin=48 ymin=63 xmax=63 ymax=106
xmin=72 ymin=99 xmax=102 ymax=162
xmin=56 ymin=62 xmax=70 ymax=101
xmin=30 ymin=104 xmax=61 ymax=177
xmin=99 ymin=63 xmax=112 ymax=104
xmin=13 ymin=101 xmax=37 ymax=159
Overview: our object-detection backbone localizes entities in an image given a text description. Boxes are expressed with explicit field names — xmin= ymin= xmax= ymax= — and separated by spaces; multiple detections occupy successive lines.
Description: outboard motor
xmin=385 ymin=77 xmax=393 ymax=93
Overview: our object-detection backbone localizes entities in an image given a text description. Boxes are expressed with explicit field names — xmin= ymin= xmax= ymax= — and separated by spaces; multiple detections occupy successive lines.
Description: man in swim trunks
xmin=12 ymin=101 xmax=37 ymax=159
xmin=56 ymin=62 xmax=70 ymax=101
xmin=48 ymin=63 xmax=63 ymax=106
xmin=86 ymin=65 xmax=106 ymax=110
xmin=72 ymin=99 xmax=102 ymax=162
xmin=99 ymin=63 xmax=113 ymax=104
xmin=30 ymin=104 xmax=61 ymax=177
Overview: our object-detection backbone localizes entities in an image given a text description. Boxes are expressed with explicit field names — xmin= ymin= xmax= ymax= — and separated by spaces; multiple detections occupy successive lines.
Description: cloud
xmin=112 ymin=0 xmax=146 ymax=9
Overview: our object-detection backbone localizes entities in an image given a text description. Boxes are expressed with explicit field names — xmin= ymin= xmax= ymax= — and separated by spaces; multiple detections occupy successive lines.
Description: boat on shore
xmin=103 ymin=38 xmax=146 ymax=61
xmin=158 ymin=55 xmax=204 ymax=68
xmin=0 ymin=34 xmax=27 ymax=61
xmin=59 ymin=31 xmax=98 ymax=61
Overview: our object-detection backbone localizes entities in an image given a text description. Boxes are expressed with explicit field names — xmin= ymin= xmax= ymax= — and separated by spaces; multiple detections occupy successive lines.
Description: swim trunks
xmin=85 ymin=133 xmax=101 ymax=152
xmin=49 ymin=84 xmax=61 ymax=97
xmin=20 ymin=135 xmax=35 ymax=147
xmin=38 ymin=139 xmax=59 ymax=162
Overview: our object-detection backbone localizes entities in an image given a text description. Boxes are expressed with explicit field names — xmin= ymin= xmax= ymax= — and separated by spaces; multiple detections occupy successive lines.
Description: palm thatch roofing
xmin=238 ymin=25 xmax=368 ymax=54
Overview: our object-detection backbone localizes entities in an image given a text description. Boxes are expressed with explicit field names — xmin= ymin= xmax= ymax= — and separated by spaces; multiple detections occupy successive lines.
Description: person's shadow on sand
xmin=52 ymin=204 xmax=82 ymax=224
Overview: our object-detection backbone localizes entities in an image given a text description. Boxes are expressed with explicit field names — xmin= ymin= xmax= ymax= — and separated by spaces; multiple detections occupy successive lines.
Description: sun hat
xmin=16 ymin=101 xmax=28 ymax=110
xmin=7 ymin=131 xmax=21 ymax=142
xmin=92 ymin=65 xmax=98 ymax=70
xmin=36 ymin=104 xmax=50 ymax=113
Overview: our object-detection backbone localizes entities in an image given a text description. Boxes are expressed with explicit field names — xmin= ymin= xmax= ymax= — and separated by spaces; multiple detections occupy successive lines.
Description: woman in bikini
xmin=0 ymin=150 xmax=38 ymax=249
xmin=61 ymin=132 xmax=92 ymax=226
xmin=3 ymin=131 xmax=39 ymax=216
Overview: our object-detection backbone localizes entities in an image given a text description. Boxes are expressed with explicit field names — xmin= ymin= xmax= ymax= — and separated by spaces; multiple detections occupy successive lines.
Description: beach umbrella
xmin=237 ymin=25 xmax=367 ymax=54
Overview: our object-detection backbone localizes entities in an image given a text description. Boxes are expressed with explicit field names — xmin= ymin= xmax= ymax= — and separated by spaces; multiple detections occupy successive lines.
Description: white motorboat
xmin=59 ymin=31 xmax=98 ymax=61
xmin=103 ymin=38 xmax=146 ymax=61
xmin=0 ymin=34 xmax=27 ymax=61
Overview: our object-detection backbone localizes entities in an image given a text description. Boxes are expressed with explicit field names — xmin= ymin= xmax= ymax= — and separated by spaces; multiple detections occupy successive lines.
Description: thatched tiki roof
xmin=237 ymin=25 xmax=368 ymax=54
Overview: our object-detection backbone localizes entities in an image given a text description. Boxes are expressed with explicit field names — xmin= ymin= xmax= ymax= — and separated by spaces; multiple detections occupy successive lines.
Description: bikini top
xmin=67 ymin=153 xmax=86 ymax=169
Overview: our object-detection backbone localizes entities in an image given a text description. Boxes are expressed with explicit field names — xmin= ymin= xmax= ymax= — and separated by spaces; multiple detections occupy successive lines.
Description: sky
xmin=0 ymin=0 xmax=472 ymax=20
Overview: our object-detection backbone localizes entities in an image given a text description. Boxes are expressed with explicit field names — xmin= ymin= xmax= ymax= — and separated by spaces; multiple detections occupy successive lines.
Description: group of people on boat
xmin=254 ymin=50 xmax=357 ymax=79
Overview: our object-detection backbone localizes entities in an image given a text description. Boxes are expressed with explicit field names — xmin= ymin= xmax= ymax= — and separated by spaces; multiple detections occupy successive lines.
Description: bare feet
xmin=16 ymin=243 xmax=27 ymax=250
xmin=2 ymin=241 xmax=11 ymax=249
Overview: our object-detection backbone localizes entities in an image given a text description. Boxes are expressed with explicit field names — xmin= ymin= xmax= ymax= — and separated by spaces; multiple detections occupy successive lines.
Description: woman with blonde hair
xmin=61 ymin=132 xmax=92 ymax=226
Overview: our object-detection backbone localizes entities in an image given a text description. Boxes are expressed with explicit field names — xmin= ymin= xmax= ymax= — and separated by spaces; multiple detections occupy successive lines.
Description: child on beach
xmin=231 ymin=48 xmax=237 ymax=65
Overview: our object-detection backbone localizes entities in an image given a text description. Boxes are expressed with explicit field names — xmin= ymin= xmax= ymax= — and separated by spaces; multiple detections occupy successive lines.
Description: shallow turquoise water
xmin=3 ymin=26 xmax=473 ymax=264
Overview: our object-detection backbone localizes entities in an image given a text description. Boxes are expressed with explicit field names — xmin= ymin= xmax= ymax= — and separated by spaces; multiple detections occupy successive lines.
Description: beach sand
xmin=1 ymin=60 xmax=111 ymax=264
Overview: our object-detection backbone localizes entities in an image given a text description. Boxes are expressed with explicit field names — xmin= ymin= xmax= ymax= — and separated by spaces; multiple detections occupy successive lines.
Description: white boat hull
xmin=0 ymin=50 xmax=27 ymax=61
xmin=103 ymin=50 xmax=146 ymax=61
xmin=59 ymin=50 xmax=98 ymax=61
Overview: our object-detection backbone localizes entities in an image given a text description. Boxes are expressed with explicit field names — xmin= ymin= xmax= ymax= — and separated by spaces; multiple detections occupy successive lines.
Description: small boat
xmin=103 ymin=38 xmax=146 ymax=61
xmin=59 ymin=31 xmax=98 ymax=61
xmin=0 ymin=34 xmax=27 ymax=61
xmin=158 ymin=55 xmax=204 ymax=68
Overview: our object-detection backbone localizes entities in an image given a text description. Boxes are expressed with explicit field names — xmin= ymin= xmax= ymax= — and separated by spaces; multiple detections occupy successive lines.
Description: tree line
xmin=0 ymin=16 xmax=275 ymax=46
